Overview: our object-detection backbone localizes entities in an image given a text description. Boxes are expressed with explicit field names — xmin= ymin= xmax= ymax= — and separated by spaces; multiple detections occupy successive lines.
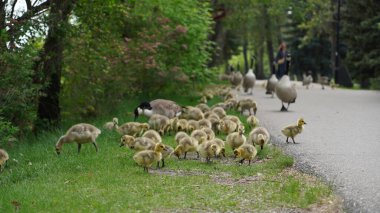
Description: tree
xmin=35 ymin=0 xmax=75 ymax=129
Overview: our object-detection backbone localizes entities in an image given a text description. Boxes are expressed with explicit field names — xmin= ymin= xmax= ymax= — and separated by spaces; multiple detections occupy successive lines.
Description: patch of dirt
xmin=214 ymin=155 xmax=273 ymax=165
xmin=149 ymin=169 xmax=227 ymax=177
xmin=212 ymin=174 xmax=262 ymax=186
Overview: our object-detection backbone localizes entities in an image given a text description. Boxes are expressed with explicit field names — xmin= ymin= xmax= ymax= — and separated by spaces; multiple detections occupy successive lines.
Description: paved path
xmin=234 ymin=81 xmax=380 ymax=212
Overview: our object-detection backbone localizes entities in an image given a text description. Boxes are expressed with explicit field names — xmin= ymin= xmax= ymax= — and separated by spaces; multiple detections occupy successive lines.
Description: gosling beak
xmin=56 ymin=151 xmax=60 ymax=155
xmin=119 ymin=144 xmax=124 ymax=147
xmin=304 ymin=122 xmax=307 ymax=124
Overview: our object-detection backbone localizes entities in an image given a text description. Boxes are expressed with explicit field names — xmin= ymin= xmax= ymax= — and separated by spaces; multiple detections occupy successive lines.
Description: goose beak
xmin=134 ymin=107 xmax=139 ymax=121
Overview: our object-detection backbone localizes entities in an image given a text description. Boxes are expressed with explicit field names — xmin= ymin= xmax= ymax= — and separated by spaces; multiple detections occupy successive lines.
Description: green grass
xmin=0 ymin=92 xmax=337 ymax=212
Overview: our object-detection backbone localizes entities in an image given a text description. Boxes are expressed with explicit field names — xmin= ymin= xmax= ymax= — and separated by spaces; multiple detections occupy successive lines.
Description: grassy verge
xmin=0 ymin=89 xmax=340 ymax=212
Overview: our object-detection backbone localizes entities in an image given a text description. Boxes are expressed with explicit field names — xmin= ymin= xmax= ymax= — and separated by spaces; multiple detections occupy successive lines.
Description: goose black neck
xmin=285 ymin=60 xmax=290 ymax=75
xmin=272 ymin=62 xmax=276 ymax=74
xmin=250 ymin=57 xmax=255 ymax=69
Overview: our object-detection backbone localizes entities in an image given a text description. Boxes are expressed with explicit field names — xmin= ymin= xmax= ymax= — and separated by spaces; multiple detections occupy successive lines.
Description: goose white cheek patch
xmin=137 ymin=108 xmax=143 ymax=114
xmin=176 ymin=112 xmax=182 ymax=117
xmin=143 ymin=109 xmax=153 ymax=117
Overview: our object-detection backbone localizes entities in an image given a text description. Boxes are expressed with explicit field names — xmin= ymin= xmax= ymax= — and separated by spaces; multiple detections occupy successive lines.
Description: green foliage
xmin=342 ymin=0 xmax=380 ymax=88
xmin=61 ymin=0 xmax=213 ymax=120
xmin=0 ymin=114 xmax=18 ymax=148
xmin=0 ymin=45 xmax=40 ymax=134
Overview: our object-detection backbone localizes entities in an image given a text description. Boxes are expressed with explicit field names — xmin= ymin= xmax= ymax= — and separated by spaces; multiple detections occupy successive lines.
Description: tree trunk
xmin=0 ymin=1 xmax=7 ymax=51
xmin=36 ymin=0 xmax=74 ymax=129
xmin=263 ymin=6 xmax=275 ymax=75
xmin=243 ymin=39 xmax=249 ymax=73
xmin=256 ymin=44 xmax=265 ymax=79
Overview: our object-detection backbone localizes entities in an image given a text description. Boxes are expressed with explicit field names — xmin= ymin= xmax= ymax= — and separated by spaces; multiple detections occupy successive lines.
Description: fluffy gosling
xmin=142 ymin=130 xmax=162 ymax=144
xmin=247 ymin=115 xmax=260 ymax=129
xmin=103 ymin=117 xmax=118 ymax=130
xmin=226 ymin=128 xmax=246 ymax=150
xmin=0 ymin=149 xmax=9 ymax=171
xmin=248 ymin=127 xmax=270 ymax=150
xmin=157 ymin=144 xmax=174 ymax=168
xmin=175 ymin=131 xmax=189 ymax=144
xmin=190 ymin=129 xmax=208 ymax=145
xmin=116 ymin=122 xmax=149 ymax=136
xmin=209 ymin=138 xmax=226 ymax=157
xmin=173 ymin=136 xmax=199 ymax=159
xmin=198 ymin=141 xmax=218 ymax=163
xmin=281 ymin=118 xmax=307 ymax=144
xmin=120 ymin=136 xmax=156 ymax=151
xmin=149 ymin=114 xmax=170 ymax=135
xmin=234 ymin=144 xmax=257 ymax=165
xmin=55 ymin=123 xmax=101 ymax=155
xmin=133 ymin=143 xmax=166 ymax=172
xmin=202 ymin=127 xmax=215 ymax=140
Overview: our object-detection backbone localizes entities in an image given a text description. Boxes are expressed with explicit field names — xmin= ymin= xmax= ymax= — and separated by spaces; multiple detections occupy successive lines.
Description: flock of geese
xmin=0 ymin=55 xmax=312 ymax=173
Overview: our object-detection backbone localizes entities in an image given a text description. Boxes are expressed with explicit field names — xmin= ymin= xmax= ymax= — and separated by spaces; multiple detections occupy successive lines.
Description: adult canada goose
xmin=266 ymin=61 xmax=278 ymax=97
xmin=134 ymin=99 xmax=182 ymax=121
xmin=275 ymin=54 xmax=297 ymax=111
xmin=243 ymin=56 xmax=256 ymax=94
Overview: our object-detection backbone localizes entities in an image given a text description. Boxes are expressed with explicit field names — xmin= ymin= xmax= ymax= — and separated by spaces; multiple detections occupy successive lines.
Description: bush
xmin=0 ymin=114 xmax=19 ymax=148
xmin=370 ymin=77 xmax=380 ymax=90
xmin=0 ymin=45 xmax=40 ymax=134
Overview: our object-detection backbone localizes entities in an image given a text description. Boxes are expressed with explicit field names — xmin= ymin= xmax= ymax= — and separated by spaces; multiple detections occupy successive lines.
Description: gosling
xmin=234 ymin=144 xmax=257 ymax=165
xmin=248 ymin=127 xmax=270 ymax=150
xmin=116 ymin=122 xmax=149 ymax=136
xmin=55 ymin=123 xmax=101 ymax=155
xmin=281 ymin=118 xmax=307 ymax=144
xmin=175 ymin=131 xmax=189 ymax=144
xmin=120 ymin=136 xmax=156 ymax=152
xmin=190 ymin=129 xmax=208 ymax=145
xmin=226 ymin=128 xmax=246 ymax=151
xmin=133 ymin=143 xmax=167 ymax=172
xmin=103 ymin=117 xmax=118 ymax=130
xmin=247 ymin=115 xmax=260 ymax=129
xmin=198 ymin=141 xmax=218 ymax=163
xmin=0 ymin=149 xmax=9 ymax=171
xmin=142 ymin=130 xmax=162 ymax=144
xmin=173 ymin=136 xmax=199 ymax=159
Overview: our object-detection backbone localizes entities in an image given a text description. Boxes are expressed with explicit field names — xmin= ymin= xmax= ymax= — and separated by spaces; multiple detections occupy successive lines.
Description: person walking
xmin=275 ymin=42 xmax=288 ymax=79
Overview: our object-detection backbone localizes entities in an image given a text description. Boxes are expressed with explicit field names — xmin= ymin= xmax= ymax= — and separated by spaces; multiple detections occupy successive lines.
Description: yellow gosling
xmin=209 ymin=138 xmax=226 ymax=157
xmin=198 ymin=141 xmax=218 ymax=163
xmin=133 ymin=143 xmax=166 ymax=172
xmin=226 ymin=128 xmax=246 ymax=150
xmin=247 ymin=115 xmax=260 ymax=129
xmin=234 ymin=144 xmax=257 ymax=165
xmin=281 ymin=118 xmax=307 ymax=144
xmin=173 ymin=136 xmax=199 ymax=159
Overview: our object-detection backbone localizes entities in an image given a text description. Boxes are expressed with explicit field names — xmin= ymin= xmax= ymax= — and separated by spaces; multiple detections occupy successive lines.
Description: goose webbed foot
xmin=280 ymin=104 xmax=287 ymax=111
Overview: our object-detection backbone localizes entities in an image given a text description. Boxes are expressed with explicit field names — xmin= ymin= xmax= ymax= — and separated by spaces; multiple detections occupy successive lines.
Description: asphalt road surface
xmin=234 ymin=81 xmax=380 ymax=212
